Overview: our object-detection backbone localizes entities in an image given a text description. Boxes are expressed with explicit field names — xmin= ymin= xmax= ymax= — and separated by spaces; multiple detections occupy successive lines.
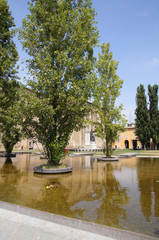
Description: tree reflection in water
xmin=71 ymin=162 xmax=129 ymax=229
xmin=0 ymin=154 xmax=159 ymax=237
xmin=29 ymin=178 xmax=75 ymax=218
xmin=0 ymin=158 xmax=23 ymax=202
xmin=137 ymin=158 xmax=159 ymax=222
xmin=96 ymin=163 xmax=129 ymax=227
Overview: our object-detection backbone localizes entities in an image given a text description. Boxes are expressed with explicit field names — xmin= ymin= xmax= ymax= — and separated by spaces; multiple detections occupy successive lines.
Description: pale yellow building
xmin=113 ymin=124 xmax=142 ymax=150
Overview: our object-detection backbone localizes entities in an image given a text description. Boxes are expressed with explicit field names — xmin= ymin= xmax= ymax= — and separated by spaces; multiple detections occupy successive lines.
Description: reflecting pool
xmin=0 ymin=154 xmax=159 ymax=238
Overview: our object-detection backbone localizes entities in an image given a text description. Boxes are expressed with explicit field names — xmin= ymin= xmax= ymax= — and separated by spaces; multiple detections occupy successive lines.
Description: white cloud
xmin=135 ymin=10 xmax=150 ymax=17
xmin=144 ymin=57 xmax=159 ymax=67
xmin=152 ymin=57 xmax=159 ymax=65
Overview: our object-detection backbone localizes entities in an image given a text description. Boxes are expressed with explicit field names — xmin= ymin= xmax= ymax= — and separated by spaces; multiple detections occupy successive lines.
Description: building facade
xmin=0 ymin=121 xmax=142 ymax=151
xmin=113 ymin=124 xmax=142 ymax=150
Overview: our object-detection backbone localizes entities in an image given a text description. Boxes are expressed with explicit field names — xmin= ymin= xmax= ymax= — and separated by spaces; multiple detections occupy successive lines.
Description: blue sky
xmin=8 ymin=0 xmax=159 ymax=122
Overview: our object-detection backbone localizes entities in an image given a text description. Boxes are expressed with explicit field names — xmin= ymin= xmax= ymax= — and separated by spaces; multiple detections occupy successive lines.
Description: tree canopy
xmin=0 ymin=0 xmax=23 ymax=154
xmin=135 ymin=84 xmax=150 ymax=149
xmin=135 ymin=84 xmax=159 ymax=149
xmin=148 ymin=84 xmax=159 ymax=146
xmin=19 ymin=0 xmax=99 ymax=165
xmin=92 ymin=43 xmax=126 ymax=158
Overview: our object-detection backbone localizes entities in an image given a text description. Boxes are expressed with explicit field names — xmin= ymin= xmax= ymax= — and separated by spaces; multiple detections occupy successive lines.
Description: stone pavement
xmin=0 ymin=201 xmax=157 ymax=240
xmin=0 ymin=208 xmax=113 ymax=240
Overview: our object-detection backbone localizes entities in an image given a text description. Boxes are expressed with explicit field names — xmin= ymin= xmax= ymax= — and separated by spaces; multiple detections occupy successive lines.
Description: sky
xmin=7 ymin=0 xmax=159 ymax=122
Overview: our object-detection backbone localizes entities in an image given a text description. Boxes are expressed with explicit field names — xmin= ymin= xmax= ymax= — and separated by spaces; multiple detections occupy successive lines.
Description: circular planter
xmin=0 ymin=153 xmax=16 ymax=158
xmin=33 ymin=165 xmax=72 ymax=174
xmin=97 ymin=156 xmax=119 ymax=161
xmin=118 ymin=153 xmax=137 ymax=158
xmin=40 ymin=155 xmax=47 ymax=159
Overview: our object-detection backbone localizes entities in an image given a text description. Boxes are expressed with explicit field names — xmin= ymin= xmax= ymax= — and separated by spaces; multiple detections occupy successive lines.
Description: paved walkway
xmin=0 ymin=208 xmax=114 ymax=240
xmin=0 ymin=202 xmax=158 ymax=240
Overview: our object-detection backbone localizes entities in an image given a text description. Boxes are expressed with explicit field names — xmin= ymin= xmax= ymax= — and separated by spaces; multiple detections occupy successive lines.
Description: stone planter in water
xmin=118 ymin=153 xmax=137 ymax=158
xmin=33 ymin=165 xmax=72 ymax=174
xmin=97 ymin=156 xmax=119 ymax=161
xmin=40 ymin=155 xmax=47 ymax=159
xmin=0 ymin=152 xmax=16 ymax=157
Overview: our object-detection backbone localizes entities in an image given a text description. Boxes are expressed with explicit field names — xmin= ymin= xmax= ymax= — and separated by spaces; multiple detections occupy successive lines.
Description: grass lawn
xmin=95 ymin=149 xmax=159 ymax=156
xmin=13 ymin=149 xmax=43 ymax=153
xmin=12 ymin=148 xmax=159 ymax=157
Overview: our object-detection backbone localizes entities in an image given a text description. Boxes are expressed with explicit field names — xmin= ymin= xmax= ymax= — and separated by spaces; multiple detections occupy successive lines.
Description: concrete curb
xmin=136 ymin=155 xmax=159 ymax=158
xmin=70 ymin=152 xmax=94 ymax=156
xmin=97 ymin=156 xmax=119 ymax=161
xmin=0 ymin=201 xmax=157 ymax=240
xmin=33 ymin=165 xmax=72 ymax=174
xmin=118 ymin=153 xmax=137 ymax=158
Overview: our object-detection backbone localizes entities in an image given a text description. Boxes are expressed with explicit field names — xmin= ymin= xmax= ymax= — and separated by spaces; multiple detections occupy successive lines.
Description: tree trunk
xmin=106 ymin=141 xmax=109 ymax=158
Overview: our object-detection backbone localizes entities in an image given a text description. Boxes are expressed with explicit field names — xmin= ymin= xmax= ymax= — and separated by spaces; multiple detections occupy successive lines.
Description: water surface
xmin=0 ymin=154 xmax=159 ymax=238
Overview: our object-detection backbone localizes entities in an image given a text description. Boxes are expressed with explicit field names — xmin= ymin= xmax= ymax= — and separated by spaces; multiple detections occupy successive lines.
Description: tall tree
xmin=135 ymin=84 xmax=150 ymax=149
xmin=19 ymin=0 xmax=98 ymax=165
xmin=148 ymin=84 xmax=159 ymax=148
xmin=0 ymin=0 xmax=23 ymax=154
xmin=92 ymin=43 xmax=126 ymax=158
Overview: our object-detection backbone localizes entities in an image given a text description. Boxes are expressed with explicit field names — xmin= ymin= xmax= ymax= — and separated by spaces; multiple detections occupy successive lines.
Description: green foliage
xmin=135 ymin=84 xmax=150 ymax=148
xmin=135 ymin=84 xmax=159 ymax=149
xmin=47 ymin=140 xmax=67 ymax=166
xmin=0 ymin=0 xmax=18 ymax=114
xmin=0 ymin=0 xmax=23 ymax=153
xmin=41 ymin=163 xmax=67 ymax=169
xmin=148 ymin=84 xmax=159 ymax=145
xmin=2 ymin=123 xmax=22 ymax=154
xmin=92 ymin=43 xmax=126 ymax=158
xmin=1 ymin=87 xmax=24 ymax=154
xmin=19 ymin=0 xmax=99 ymax=165
xmin=0 ymin=0 xmax=18 ymax=84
